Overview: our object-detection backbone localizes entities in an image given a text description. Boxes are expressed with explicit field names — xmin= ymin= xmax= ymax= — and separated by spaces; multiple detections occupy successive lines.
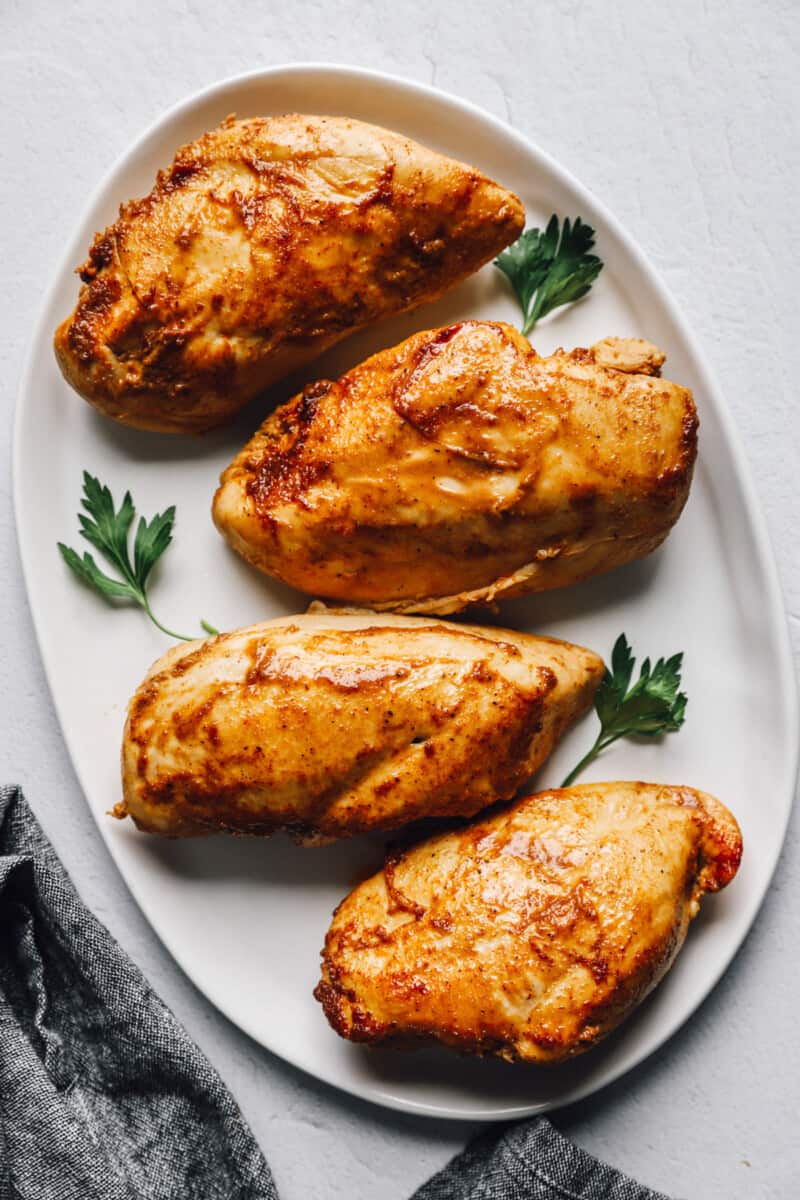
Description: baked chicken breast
xmin=214 ymin=321 xmax=697 ymax=614
xmin=115 ymin=611 xmax=602 ymax=843
xmin=315 ymin=782 xmax=742 ymax=1061
xmin=54 ymin=115 xmax=524 ymax=432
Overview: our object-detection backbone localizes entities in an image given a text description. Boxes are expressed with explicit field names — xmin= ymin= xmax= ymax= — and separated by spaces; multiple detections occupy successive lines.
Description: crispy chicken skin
xmin=115 ymin=611 xmax=602 ymax=843
xmin=53 ymin=115 xmax=524 ymax=433
xmin=315 ymin=782 xmax=742 ymax=1062
xmin=213 ymin=322 xmax=698 ymax=614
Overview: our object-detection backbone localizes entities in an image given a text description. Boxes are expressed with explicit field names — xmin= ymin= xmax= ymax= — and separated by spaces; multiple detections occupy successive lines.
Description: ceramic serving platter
xmin=14 ymin=64 xmax=798 ymax=1119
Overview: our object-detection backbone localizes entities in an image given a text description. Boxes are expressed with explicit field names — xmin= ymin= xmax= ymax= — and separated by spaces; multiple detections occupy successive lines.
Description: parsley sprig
xmin=58 ymin=472 xmax=218 ymax=642
xmin=561 ymin=634 xmax=687 ymax=787
xmin=495 ymin=215 xmax=603 ymax=337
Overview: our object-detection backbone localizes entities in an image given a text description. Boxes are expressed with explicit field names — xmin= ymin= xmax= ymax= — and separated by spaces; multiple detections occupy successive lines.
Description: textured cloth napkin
xmin=0 ymin=784 xmax=670 ymax=1200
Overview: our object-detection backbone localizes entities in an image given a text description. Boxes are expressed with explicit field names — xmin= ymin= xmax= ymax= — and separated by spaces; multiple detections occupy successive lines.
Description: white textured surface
xmin=0 ymin=1 xmax=798 ymax=1196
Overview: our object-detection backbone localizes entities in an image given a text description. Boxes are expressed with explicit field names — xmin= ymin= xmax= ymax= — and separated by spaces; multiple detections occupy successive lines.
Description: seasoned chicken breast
xmin=54 ymin=115 xmax=524 ymax=433
xmin=315 ymin=782 xmax=742 ymax=1061
xmin=214 ymin=322 xmax=697 ymax=614
xmin=115 ymin=611 xmax=602 ymax=842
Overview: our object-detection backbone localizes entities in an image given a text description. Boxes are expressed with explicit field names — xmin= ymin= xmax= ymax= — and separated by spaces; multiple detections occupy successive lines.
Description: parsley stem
xmin=560 ymin=733 xmax=618 ymax=788
xmin=140 ymin=596 xmax=196 ymax=643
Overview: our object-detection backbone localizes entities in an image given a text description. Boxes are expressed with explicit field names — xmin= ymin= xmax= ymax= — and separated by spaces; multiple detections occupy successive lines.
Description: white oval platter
xmin=14 ymin=64 xmax=798 ymax=1120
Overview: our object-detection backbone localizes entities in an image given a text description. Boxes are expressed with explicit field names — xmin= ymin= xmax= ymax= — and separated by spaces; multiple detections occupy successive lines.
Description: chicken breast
xmin=115 ymin=610 xmax=602 ymax=842
xmin=54 ymin=115 xmax=524 ymax=433
xmin=213 ymin=321 xmax=698 ymax=614
xmin=315 ymin=782 xmax=742 ymax=1062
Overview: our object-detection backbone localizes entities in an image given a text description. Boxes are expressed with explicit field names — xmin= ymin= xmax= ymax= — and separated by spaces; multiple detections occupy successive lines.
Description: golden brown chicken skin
xmin=54 ymin=115 xmax=524 ymax=433
xmin=213 ymin=322 xmax=698 ymax=614
xmin=315 ymin=782 xmax=742 ymax=1062
xmin=115 ymin=610 xmax=602 ymax=843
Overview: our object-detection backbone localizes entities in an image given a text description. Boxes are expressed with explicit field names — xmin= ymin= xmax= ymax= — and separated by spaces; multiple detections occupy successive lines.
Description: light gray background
xmin=1 ymin=1 xmax=798 ymax=1196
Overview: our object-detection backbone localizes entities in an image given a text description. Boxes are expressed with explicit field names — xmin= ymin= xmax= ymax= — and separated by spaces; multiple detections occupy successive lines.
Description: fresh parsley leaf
xmin=133 ymin=507 xmax=176 ymax=588
xmin=561 ymin=633 xmax=687 ymax=787
xmin=57 ymin=543 xmax=137 ymax=601
xmin=495 ymin=215 xmax=603 ymax=337
xmin=58 ymin=471 xmax=214 ymax=642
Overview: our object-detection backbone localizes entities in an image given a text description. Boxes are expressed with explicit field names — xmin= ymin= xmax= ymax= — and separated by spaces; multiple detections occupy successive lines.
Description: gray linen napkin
xmin=0 ymin=784 xmax=670 ymax=1200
